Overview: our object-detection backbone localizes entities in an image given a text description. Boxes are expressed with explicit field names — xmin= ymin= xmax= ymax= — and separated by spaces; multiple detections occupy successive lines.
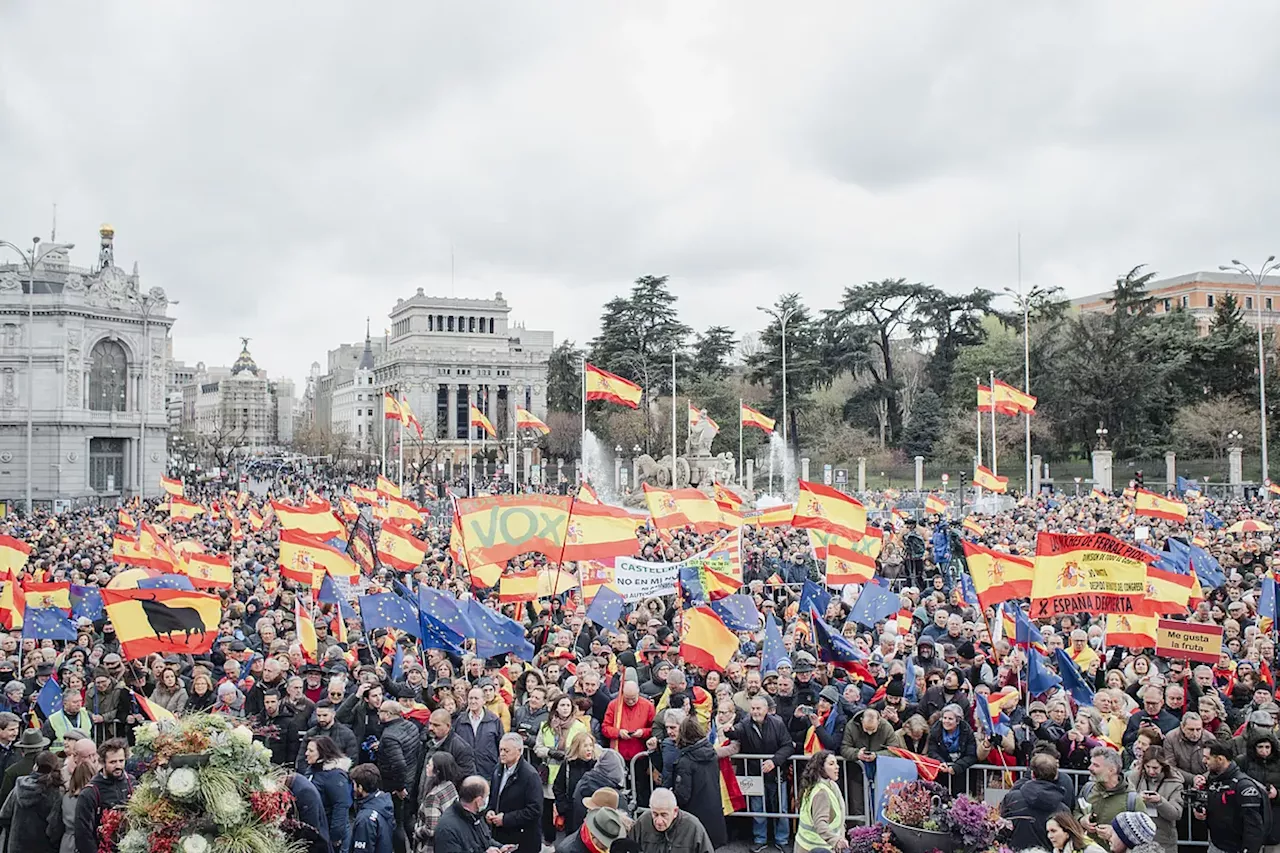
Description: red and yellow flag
xmin=992 ymin=379 xmax=1036 ymax=415
xmin=576 ymin=483 xmax=601 ymax=504
xmin=885 ymin=747 xmax=944 ymax=782
xmin=963 ymin=541 xmax=1034 ymax=608
xmin=791 ymin=480 xmax=867 ymax=541
xmin=974 ymin=465 xmax=1008 ymax=494
xmin=279 ymin=529 xmax=358 ymax=585
xmin=351 ymin=485 xmax=377 ymax=505
xmin=826 ymin=531 xmax=879 ymax=585
xmin=272 ymin=501 xmax=345 ymax=539
xmin=962 ymin=517 xmax=985 ymax=537
xmin=469 ymin=404 xmax=496 ymax=438
xmin=376 ymin=475 xmax=401 ymax=500
xmin=22 ymin=581 xmax=70 ymax=612
xmin=1134 ymin=489 xmax=1188 ymax=523
xmin=117 ymin=509 xmax=137 ymax=530
xmin=1105 ymin=613 xmax=1158 ymax=648
xmin=248 ymin=507 xmax=265 ymax=531
xmin=688 ymin=402 xmax=720 ymax=433
xmin=680 ymin=606 xmax=738 ymax=672
xmin=977 ymin=385 xmax=995 ymax=414
xmin=562 ymin=501 xmax=643 ymax=562
xmin=740 ymin=403 xmax=775 ymax=433
xmin=101 ymin=588 xmax=222 ymax=660
xmin=296 ymin=599 xmax=318 ymax=663
xmin=580 ymin=561 xmax=617 ymax=604
xmin=498 ymin=565 xmax=539 ymax=603
xmin=1030 ymin=532 xmax=1153 ymax=618
xmin=455 ymin=494 xmax=573 ymax=566
xmin=585 ymin=363 xmax=642 ymax=408
xmin=643 ymin=484 xmax=727 ymax=534
xmin=133 ymin=690 xmax=177 ymax=722
xmin=515 ymin=407 xmax=550 ymax=435
xmin=112 ymin=535 xmax=155 ymax=569
xmin=375 ymin=524 xmax=428 ymax=572
xmin=0 ymin=576 xmax=23 ymax=630
xmin=376 ymin=494 xmax=424 ymax=528
xmin=924 ymin=494 xmax=948 ymax=515
xmin=169 ymin=496 xmax=205 ymax=523
xmin=742 ymin=504 xmax=793 ymax=527
xmin=713 ymin=484 xmax=743 ymax=512
xmin=399 ymin=395 xmax=423 ymax=437
xmin=383 ymin=393 xmax=402 ymax=421
xmin=1139 ymin=567 xmax=1195 ymax=616
xmin=181 ymin=553 xmax=233 ymax=590
xmin=159 ymin=476 xmax=184 ymax=497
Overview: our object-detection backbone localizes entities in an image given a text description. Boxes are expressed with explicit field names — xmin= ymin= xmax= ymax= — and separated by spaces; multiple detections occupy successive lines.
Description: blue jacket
xmin=305 ymin=758 xmax=352 ymax=853
xmin=451 ymin=711 xmax=503 ymax=780
xmin=349 ymin=791 xmax=394 ymax=853
xmin=288 ymin=772 xmax=331 ymax=853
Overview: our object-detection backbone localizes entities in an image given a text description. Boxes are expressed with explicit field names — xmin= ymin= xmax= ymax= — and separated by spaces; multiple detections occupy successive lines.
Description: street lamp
xmin=1002 ymin=283 xmax=1053 ymax=495
xmin=0 ymin=237 xmax=74 ymax=515
xmin=1095 ymin=423 xmax=1109 ymax=450
xmin=1220 ymin=256 xmax=1280 ymax=482
xmin=1073 ymin=476 xmax=1081 ymax=496
xmin=759 ymin=303 xmax=799 ymax=448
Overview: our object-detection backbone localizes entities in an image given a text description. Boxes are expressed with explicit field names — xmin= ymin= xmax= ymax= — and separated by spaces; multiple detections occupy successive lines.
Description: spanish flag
xmin=296 ymin=598 xmax=318 ymax=663
xmin=643 ymin=484 xmax=727 ymax=534
xmin=1134 ymin=489 xmax=1188 ymax=523
xmin=350 ymin=485 xmax=377 ymax=505
xmin=399 ymin=395 xmax=423 ymax=436
xmin=0 ymin=577 xmax=23 ymax=630
xmin=112 ymin=535 xmax=155 ymax=569
xmin=159 ymin=476 xmax=184 ymax=497
xmin=714 ymin=483 xmax=743 ymax=511
xmin=580 ymin=561 xmax=617 ymax=603
xmin=101 ymin=588 xmax=222 ymax=659
xmin=537 ymin=568 xmax=580 ymax=599
xmin=974 ymin=465 xmax=1008 ymax=494
xmin=688 ymin=402 xmax=720 ymax=433
xmin=1139 ymin=567 xmax=1195 ymax=616
xmin=1030 ymin=532 xmax=1154 ymax=618
xmin=336 ymin=496 xmax=359 ymax=521
xmin=680 ymin=606 xmax=738 ymax=672
xmin=792 ymin=480 xmax=867 ymax=541
xmin=272 ymin=501 xmax=346 ymax=539
xmin=279 ymin=529 xmax=358 ymax=584
xmin=376 ymin=475 xmax=401 ymax=500
xmin=740 ymin=403 xmax=775 ymax=433
xmin=742 ymin=504 xmax=794 ymax=527
xmin=468 ymin=404 xmax=496 ymax=438
xmin=377 ymin=494 xmax=424 ymax=527
xmin=1092 ymin=487 xmax=1111 ymax=503
xmin=117 ymin=509 xmax=138 ymax=530
xmin=1269 ymin=482 xmax=1280 ymax=497
xmin=562 ymin=501 xmax=643 ymax=562
xmin=22 ymin=582 xmax=70 ymax=613
xmin=993 ymin=378 xmax=1036 ymax=415
xmin=826 ymin=533 xmax=877 ymax=585
xmin=515 ymin=407 xmax=551 ymax=435
xmin=248 ymin=507 xmax=264 ymax=531
xmin=576 ymin=483 xmax=601 ymax=504
xmin=169 ymin=496 xmax=205 ymax=523
xmin=133 ymin=689 xmax=177 ymax=722
xmin=498 ymin=566 xmax=539 ymax=603
xmin=383 ymin=393 xmax=402 ymax=421
xmin=963 ymin=541 xmax=1034 ymax=608
xmin=962 ymin=517 xmax=985 ymax=537
xmin=977 ymin=385 xmax=995 ymax=414
xmin=1105 ymin=613 xmax=1158 ymax=648
xmin=375 ymin=523 xmax=428 ymax=572
xmin=585 ymin=363 xmax=643 ymax=408
xmin=924 ymin=494 xmax=948 ymax=515
xmin=181 ymin=553 xmax=234 ymax=590
xmin=885 ymin=747 xmax=944 ymax=782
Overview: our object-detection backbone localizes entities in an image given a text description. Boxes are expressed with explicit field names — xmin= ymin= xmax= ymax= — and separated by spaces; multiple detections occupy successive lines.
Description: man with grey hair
xmin=1079 ymin=746 xmax=1132 ymax=840
xmin=629 ymin=787 xmax=715 ymax=853
xmin=376 ymin=699 xmax=419 ymax=853
xmin=486 ymin=732 xmax=542 ymax=853
xmin=0 ymin=711 xmax=19 ymax=780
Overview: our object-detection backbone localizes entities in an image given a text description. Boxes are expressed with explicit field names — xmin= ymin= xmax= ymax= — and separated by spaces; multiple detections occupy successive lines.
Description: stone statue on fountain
xmin=625 ymin=414 xmax=748 ymax=506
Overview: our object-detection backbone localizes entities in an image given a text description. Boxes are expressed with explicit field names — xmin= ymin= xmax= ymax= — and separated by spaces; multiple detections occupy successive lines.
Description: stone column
xmin=1092 ymin=449 xmax=1113 ymax=493
xmin=446 ymin=384 xmax=458 ymax=440
xmin=1229 ymin=446 xmax=1244 ymax=498
xmin=800 ymin=457 xmax=810 ymax=483
xmin=522 ymin=447 xmax=533 ymax=484
xmin=746 ymin=459 xmax=754 ymax=493
xmin=857 ymin=457 xmax=866 ymax=493
xmin=614 ymin=457 xmax=622 ymax=494
xmin=1165 ymin=451 xmax=1177 ymax=491
xmin=914 ymin=455 xmax=924 ymax=491
xmin=1032 ymin=454 xmax=1043 ymax=494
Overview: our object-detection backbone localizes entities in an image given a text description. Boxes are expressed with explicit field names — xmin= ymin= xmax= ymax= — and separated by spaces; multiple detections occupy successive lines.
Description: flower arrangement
xmin=883 ymin=780 xmax=951 ymax=831
xmin=879 ymin=780 xmax=1008 ymax=853
xmin=119 ymin=713 xmax=304 ymax=853
xmin=848 ymin=824 xmax=905 ymax=853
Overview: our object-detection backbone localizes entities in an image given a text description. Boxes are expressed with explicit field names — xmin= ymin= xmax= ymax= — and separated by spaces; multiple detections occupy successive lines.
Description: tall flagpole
xmin=380 ymin=394 xmax=387 ymax=476
xmin=467 ymin=389 xmax=474 ymax=497
xmin=511 ymin=407 xmax=518 ymax=496
xmin=670 ymin=351 xmax=677 ymax=488
xmin=975 ymin=377 xmax=983 ymax=505
xmin=397 ymin=393 xmax=404 ymax=491
xmin=1020 ymin=233 xmax=1033 ymax=495
xmin=581 ymin=358 xmax=587 ymax=485
xmin=989 ymin=370 xmax=998 ymax=476
xmin=739 ymin=398 xmax=744 ymax=486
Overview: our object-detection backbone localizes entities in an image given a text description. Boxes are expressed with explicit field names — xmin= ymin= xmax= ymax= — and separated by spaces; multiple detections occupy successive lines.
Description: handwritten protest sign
xmin=612 ymin=556 xmax=680 ymax=602
xmin=1155 ymin=619 xmax=1223 ymax=664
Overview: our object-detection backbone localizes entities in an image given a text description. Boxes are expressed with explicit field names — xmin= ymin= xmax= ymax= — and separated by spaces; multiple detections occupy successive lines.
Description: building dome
xmin=230 ymin=337 xmax=259 ymax=376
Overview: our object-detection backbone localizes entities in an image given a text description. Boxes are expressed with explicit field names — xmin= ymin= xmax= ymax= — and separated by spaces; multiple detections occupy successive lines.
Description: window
xmin=1247 ymin=296 xmax=1254 ymax=310
xmin=428 ymin=316 xmax=434 ymax=331
xmin=437 ymin=314 xmax=444 ymax=331
xmin=1162 ymin=299 xmax=1171 ymax=312
xmin=1269 ymin=298 xmax=1275 ymax=312
xmin=89 ymin=437 xmax=126 ymax=491
xmin=447 ymin=316 xmax=455 ymax=332
xmin=469 ymin=317 xmax=476 ymax=333
xmin=1181 ymin=295 xmax=1189 ymax=308
xmin=88 ymin=339 xmax=128 ymax=412
xmin=1208 ymin=294 xmax=1216 ymax=308
xmin=490 ymin=318 xmax=496 ymax=333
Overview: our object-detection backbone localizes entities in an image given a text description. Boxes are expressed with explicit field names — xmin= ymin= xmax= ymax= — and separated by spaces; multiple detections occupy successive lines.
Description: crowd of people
xmin=0 ymin=473 xmax=1275 ymax=853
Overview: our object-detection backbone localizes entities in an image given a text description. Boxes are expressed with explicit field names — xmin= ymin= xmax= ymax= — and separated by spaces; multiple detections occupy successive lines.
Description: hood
xmin=322 ymin=756 xmax=352 ymax=772
xmin=1247 ymin=731 xmax=1280 ymax=762
xmin=679 ymin=739 xmax=716 ymax=761
xmin=359 ymin=790 xmax=395 ymax=822
xmin=14 ymin=774 xmax=53 ymax=807
xmin=1021 ymin=778 xmax=1068 ymax=811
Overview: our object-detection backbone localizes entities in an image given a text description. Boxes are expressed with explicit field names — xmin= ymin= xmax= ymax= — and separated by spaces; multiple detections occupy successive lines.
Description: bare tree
xmin=202 ymin=415 xmax=249 ymax=471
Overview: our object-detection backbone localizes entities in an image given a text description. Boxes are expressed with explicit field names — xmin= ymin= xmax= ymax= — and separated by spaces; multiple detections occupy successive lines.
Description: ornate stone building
xmin=0 ymin=225 xmax=173 ymax=506
xmin=182 ymin=341 xmax=296 ymax=454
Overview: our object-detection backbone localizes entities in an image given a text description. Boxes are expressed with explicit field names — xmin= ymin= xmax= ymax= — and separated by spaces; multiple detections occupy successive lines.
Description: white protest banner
xmin=612 ymin=556 xmax=680 ymax=602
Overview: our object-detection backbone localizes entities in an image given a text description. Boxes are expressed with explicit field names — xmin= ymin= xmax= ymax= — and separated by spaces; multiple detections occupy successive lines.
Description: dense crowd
xmin=0 ymin=473 xmax=1276 ymax=853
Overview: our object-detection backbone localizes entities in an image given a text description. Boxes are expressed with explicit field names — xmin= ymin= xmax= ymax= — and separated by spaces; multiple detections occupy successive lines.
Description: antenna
xmin=50 ymin=203 xmax=57 ymax=242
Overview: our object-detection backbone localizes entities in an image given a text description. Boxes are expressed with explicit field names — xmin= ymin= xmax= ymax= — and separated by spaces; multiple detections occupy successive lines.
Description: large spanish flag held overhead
xmin=974 ymin=465 xmax=1008 ymax=494
xmin=585 ymin=363 xmax=642 ymax=409
xmin=455 ymin=494 xmax=573 ymax=566
xmin=791 ymin=480 xmax=867 ymax=541
xmin=469 ymin=405 xmax=497 ymax=438
xmin=993 ymin=379 xmax=1036 ymax=415
xmin=169 ymin=496 xmax=205 ymax=523
xmin=1105 ymin=612 xmax=1159 ymax=648
xmin=680 ymin=606 xmax=739 ymax=672
xmin=376 ymin=523 xmax=428 ymax=572
xmin=159 ymin=476 xmax=184 ymax=497
xmin=180 ymin=553 xmax=234 ymax=590
xmin=1030 ymin=532 xmax=1154 ymax=618
xmin=1134 ymin=489 xmax=1188 ymax=523
xmin=561 ymin=501 xmax=643 ymax=562
xmin=515 ymin=407 xmax=551 ymax=435
xmin=742 ymin=504 xmax=793 ymax=528
xmin=498 ymin=565 xmax=538 ymax=603
xmin=101 ymin=588 xmax=222 ymax=659
xmin=272 ymin=501 xmax=346 ymax=539
xmin=740 ymin=403 xmax=775 ymax=433
xmin=643 ymin=484 xmax=727 ymax=535
xmin=112 ymin=535 xmax=155 ymax=569
xmin=1139 ymin=566 xmax=1196 ymax=616
xmin=279 ymin=529 xmax=358 ymax=583
xmin=376 ymin=475 xmax=402 ymax=500
xmin=963 ymin=541 xmax=1035 ymax=608
xmin=826 ymin=532 xmax=878 ymax=585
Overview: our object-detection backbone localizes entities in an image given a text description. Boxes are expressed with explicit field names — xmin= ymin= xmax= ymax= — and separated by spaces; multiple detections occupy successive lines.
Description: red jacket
xmin=601 ymin=695 xmax=656 ymax=762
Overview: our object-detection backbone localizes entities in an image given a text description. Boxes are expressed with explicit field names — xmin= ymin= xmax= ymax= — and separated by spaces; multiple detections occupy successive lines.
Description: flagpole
xmin=380 ymin=396 xmax=387 ymax=477
xmin=581 ymin=357 xmax=587 ymax=486
xmin=1020 ymin=233 xmax=1032 ymax=495
xmin=467 ymin=393 xmax=473 ymax=498
xmin=671 ymin=350 xmax=677 ymax=488
xmin=511 ymin=406 xmax=518 ymax=496
xmin=989 ymin=370 xmax=998 ymax=477
xmin=739 ymin=398 xmax=744 ymax=487
xmin=398 ymin=405 xmax=404 ymax=492
xmin=975 ymin=378 xmax=982 ymax=506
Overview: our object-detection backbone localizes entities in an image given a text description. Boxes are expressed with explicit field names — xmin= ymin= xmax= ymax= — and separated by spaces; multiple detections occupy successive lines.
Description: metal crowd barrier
xmin=965 ymin=763 xmax=1209 ymax=850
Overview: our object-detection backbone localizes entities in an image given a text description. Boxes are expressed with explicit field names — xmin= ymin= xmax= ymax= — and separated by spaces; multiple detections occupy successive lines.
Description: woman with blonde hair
xmin=186 ymin=669 xmax=215 ymax=713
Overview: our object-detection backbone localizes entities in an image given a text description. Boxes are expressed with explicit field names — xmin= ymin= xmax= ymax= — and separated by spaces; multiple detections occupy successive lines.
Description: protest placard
xmin=1155 ymin=619 xmax=1223 ymax=664
xmin=612 ymin=556 xmax=680 ymax=602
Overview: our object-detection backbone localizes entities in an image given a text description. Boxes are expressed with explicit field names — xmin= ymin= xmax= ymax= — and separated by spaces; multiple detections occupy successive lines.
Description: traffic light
xmin=1135 ymin=470 xmax=1144 ymax=488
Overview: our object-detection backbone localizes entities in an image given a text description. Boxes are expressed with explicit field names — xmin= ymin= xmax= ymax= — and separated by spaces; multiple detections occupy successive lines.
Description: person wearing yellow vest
xmin=532 ymin=694 xmax=588 ymax=843
xmin=797 ymin=750 xmax=848 ymax=853
xmin=40 ymin=689 xmax=93 ymax=751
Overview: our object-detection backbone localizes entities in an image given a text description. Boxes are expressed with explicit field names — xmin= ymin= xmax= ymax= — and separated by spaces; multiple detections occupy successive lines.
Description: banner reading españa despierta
xmin=1030 ymin=532 xmax=1154 ymax=618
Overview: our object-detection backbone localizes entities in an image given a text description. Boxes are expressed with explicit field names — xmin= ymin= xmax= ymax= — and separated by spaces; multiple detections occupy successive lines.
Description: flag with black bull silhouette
xmin=101 ymin=588 xmax=223 ymax=659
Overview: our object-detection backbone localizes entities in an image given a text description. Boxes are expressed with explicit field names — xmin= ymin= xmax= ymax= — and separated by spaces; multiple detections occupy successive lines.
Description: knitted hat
xmin=886 ymin=678 xmax=905 ymax=698
xmin=1112 ymin=812 xmax=1157 ymax=850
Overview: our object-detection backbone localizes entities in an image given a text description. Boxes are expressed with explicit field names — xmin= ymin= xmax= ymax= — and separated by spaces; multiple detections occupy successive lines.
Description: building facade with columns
xmin=0 ymin=225 xmax=174 ymax=507
xmin=181 ymin=341 xmax=296 ymax=454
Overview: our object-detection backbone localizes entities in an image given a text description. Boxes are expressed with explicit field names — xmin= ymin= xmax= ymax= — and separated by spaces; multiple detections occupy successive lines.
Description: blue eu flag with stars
xmin=358 ymin=593 xmax=421 ymax=639
xmin=418 ymin=587 xmax=472 ymax=654
xmin=585 ymin=587 xmax=626 ymax=631
xmin=36 ymin=678 xmax=62 ymax=718
xmin=464 ymin=598 xmax=535 ymax=661
xmin=23 ymin=607 xmax=77 ymax=641
xmin=69 ymin=585 xmax=104 ymax=622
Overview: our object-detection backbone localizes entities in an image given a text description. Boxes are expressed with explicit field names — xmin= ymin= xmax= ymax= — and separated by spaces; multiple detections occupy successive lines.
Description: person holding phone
xmin=1124 ymin=747 xmax=1183 ymax=853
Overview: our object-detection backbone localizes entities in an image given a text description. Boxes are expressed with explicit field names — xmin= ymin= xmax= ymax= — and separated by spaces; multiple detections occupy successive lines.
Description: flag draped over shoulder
xmin=101 ymin=588 xmax=222 ymax=659
xmin=456 ymin=495 xmax=572 ymax=566
xmin=1031 ymin=532 xmax=1153 ymax=618
xmin=791 ymin=480 xmax=866 ymax=541
xmin=963 ymin=541 xmax=1034 ymax=608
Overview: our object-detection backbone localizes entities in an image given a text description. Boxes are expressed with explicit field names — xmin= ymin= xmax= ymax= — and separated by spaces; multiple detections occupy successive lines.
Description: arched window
xmin=88 ymin=339 xmax=128 ymax=412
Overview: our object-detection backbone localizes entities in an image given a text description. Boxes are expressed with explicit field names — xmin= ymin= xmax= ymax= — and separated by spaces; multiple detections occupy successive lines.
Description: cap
xmin=1028 ymin=701 xmax=1048 ymax=714
xmin=886 ymin=679 xmax=905 ymax=698
xmin=1112 ymin=812 xmax=1157 ymax=850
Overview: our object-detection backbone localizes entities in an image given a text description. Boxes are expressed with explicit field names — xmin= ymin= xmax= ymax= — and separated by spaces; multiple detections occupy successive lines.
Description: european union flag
xmin=23 ymin=607 xmax=77 ymax=641
xmin=358 ymin=592 xmax=421 ymax=639
xmin=138 ymin=574 xmax=195 ymax=591
xmin=1261 ymin=574 xmax=1278 ymax=631
xmin=761 ymin=613 xmax=786 ymax=673
xmin=956 ymin=571 xmax=980 ymax=607
xmin=318 ymin=575 xmax=357 ymax=619
xmin=800 ymin=579 xmax=831 ymax=619
xmin=710 ymin=594 xmax=761 ymax=632
xmin=1188 ymin=542 xmax=1225 ymax=588
xmin=974 ymin=693 xmax=1010 ymax=738
xmin=464 ymin=598 xmax=534 ymax=661
xmin=1177 ymin=476 xmax=1200 ymax=495
xmin=391 ymin=644 xmax=404 ymax=681
xmin=1004 ymin=602 xmax=1044 ymax=647
xmin=812 ymin=612 xmax=868 ymax=671
xmin=418 ymin=587 xmax=471 ymax=654
xmin=1027 ymin=648 xmax=1061 ymax=696
xmin=585 ymin=587 xmax=626 ymax=631
xmin=1204 ymin=510 xmax=1225 ymax=530
xmin=1053 ymin=647 xmax=1096 ymax=705
xmin=69 ymin=585 xmax=104 ymax=622
xmin=849 ymin=580 xmax=899 ymax=628
xmin=36 ymin=678 xmax=62 ymax=718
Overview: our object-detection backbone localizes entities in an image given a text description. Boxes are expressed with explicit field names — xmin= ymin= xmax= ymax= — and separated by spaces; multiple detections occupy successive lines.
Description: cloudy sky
xmin=4 ymin=3 xmax=1280 ymax=385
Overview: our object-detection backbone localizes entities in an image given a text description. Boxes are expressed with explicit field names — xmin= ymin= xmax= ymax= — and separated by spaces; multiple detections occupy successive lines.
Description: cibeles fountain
xmin=626 ymin=415 xmax=748 ymax=506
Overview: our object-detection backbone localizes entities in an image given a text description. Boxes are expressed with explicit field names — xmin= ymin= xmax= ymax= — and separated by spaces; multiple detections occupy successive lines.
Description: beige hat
xmin=582 ymin=786 xmax=620 ymax=811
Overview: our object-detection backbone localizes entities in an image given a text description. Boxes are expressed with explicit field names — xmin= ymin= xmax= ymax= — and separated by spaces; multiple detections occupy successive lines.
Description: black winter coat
xmin=435 ymin=801 xmax=494 ymax=853
xmin=297 ymin=721 xmax=359 ymax=770
xmin=553 ymin=757 xmax=595 ymax=819
xmin=0 ymin=774 xmax=63 ymax=853
xmin=422 ymin=730 xmax=476 ymax=779
xmin=726 ymin=714 xmax=794 ymax=782
xmin=673 ymin=740 xmax=728 ymax=848
xmin=488 ymin=760 xmax=543 ymax=853
xmin=376 ymin=718 xmax=420 ymax=795
xmin=1000 ymin=777 xmax=1069 ymax=851
xmin=926 ymin=720 xmax=978 ymax=796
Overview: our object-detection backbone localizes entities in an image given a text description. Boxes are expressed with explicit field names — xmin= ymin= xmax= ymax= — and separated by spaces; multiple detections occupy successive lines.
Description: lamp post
xmin=759 ymin=303 xmax=799 ymax=448
xmin=1095 ymin=424 xmax=1109 ymax=450
xmin=1074 ymin=476 xmax=1081 ymax=496
xmin=1220 ymin=256 xmax=1280 ymax=483
xmin=1002 ymin=283 xmax=1052 ymax=495
xmin=0 ymin=237 xmax=75 ymax=515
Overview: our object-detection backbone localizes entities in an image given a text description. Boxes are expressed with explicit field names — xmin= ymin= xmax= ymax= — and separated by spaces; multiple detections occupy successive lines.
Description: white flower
xmin=230 ymin=726 xmax=254 ymax=746
xmin=180 ymin=835 xmax=210 ymax=853
xmin=261 ymin=777 xmax=279 ymax=793
xmin=134 ymin=722 xmax=159 ymax=745
xmin=212 ymin=791 xmax=246 ymax=825
xmin=167 ymin=768 xmax=199 ymax=799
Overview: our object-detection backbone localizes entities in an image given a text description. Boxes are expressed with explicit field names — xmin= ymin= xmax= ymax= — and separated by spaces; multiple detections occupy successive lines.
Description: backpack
xmin=1237 ymin=769 xmax=1277 ymax=844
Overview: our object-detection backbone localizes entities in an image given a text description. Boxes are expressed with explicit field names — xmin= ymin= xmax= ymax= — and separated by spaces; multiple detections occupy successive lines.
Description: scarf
xmin=578 ymin=822 xmax=609 ymax=853
xmin=550 ymin=712 xmax=575 ymax=747
xmin=941 ymin=726 xmax=960 ymax=754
